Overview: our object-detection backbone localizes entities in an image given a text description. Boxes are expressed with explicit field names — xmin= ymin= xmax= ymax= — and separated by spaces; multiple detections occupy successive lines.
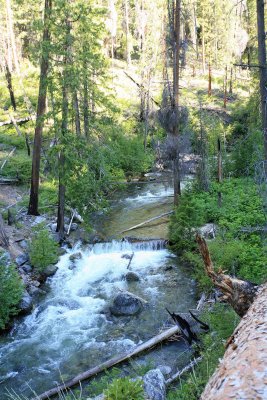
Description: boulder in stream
xmin=19 ymin=291 xmax=33 ymax=314
xmin=69 ymin=252 xmax=82 ymax=262
xmin=143 ymin=369 xmax=166 ymax=400
xmin=125 ymin=271 xmax=140 ymax=282
xmin=110 ymin=292 xmax=143 ymax=316
xmin=41 ymin=264 xmax=58 ymax=278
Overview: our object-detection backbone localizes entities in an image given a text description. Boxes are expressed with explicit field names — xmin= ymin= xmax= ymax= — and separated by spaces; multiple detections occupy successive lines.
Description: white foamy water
xmin=0 ymin=240 xmax=185 ymax=396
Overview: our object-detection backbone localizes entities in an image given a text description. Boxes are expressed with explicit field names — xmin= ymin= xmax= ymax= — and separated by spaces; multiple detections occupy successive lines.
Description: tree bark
xmin=0 ymin=214 xmax=9 ymax=248
xmin=73 ymin=90 xmax=81 ymax=136
xmin=5 ymin=61 xmax=16 ymax=110
xmin=172 ymin=0 xmax=181 ymax=206
xmin=28 ymin=0 xmax=52 ymax=216
xmin=200 ymin=282 xmax=267 ymax=400
xmin=257 ymin=0 xmax=267 ymax=160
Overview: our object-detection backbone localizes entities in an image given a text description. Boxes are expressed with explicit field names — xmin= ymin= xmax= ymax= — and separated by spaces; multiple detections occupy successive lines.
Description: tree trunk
xmin=5 ymin=61 xmax=16 ymax=110
xmin=208 ymin=64 xmax=211 ymax=96
xmin=56 ymin=18 xmax=71 ymax=242
xmin=256 ymin=0 xmax=267 ymax=160
xmin=202 ymin=25 xmax=206 ymax=74
xmin=73 ymin=90 xmax=81 ymax=136
xmin=83 ymin=66 xmax=89 ymax=137
xmin=28 ymin=0 xmax=52 ymax=216
xmin=124 ymin=0 xmax=131 ymax=65
xmin=200 ymin=282 xmax=267 ymax=400
xmin=172 ymin=0 xmax=181 ymax=206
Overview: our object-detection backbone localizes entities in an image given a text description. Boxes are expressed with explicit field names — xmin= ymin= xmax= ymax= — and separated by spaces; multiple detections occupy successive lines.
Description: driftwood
xmin=200 ymin=282 xmax=267 ymax=400
xmin=0 ymin=116 xmax=31 ymax=127
xmin=196 ymin=234 xmax=259 ymax=317
xmin=33 ymin=325 xmax=180 ymax=400
xmin=120 ymin=211 xmax=174 ymax=234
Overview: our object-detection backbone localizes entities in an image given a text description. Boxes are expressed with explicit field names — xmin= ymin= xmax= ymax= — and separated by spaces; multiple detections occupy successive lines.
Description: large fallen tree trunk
xmin=0 ymin=116 xmax=32 ymax=127
xmin=120 ymin=211 xmax=173 ymax=234
xmin=200 ymin=282 xmax=267 ymax=400
xmin=196 ymin=234 xmax=267 ymax=399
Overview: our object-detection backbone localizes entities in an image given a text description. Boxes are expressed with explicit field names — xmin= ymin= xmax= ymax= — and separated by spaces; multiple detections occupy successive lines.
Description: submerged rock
xmin=19 ymin=291 xmax=33 ymax=314
xmin=110 ymin=292 xmax=143 ymax=316
xmin=125 ymin=271 xmax=140 ymax=282
xmin=143 ymin=369 xmax=166 ymax=400
xmin=69 ymin=252 xmax=82 ymax=262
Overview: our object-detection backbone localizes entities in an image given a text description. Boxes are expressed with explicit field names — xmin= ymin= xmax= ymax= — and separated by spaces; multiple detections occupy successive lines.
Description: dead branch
xmin=196 ymin=234 xmax=259 ymax=317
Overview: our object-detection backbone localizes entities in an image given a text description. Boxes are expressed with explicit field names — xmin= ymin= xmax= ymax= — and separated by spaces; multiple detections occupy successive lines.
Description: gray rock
xmin=42 ymin=265 xmax=58 ymax=278
xmin=69 ymin=252 xmax=82 ymax=262
xmin=157 ymin=365 xmax=172 ymax=377
xmin=110 ymin=292 xmax=143 ymax=316
xmin=50 ymin=223 xmax=57 ymax=233
xmin=28 ymin=285 xmax=45 ymax=296
xmin=125 ymin=271 xmax=140 ymax=282
xmin=22 ymin=264 xmax=33 ymax=273
xmin=58 ymin=247 xmax=67 ymax=256
xmin=19 ymin=291 xmax=33 ymax=314
xmin=16 ymin=253 xmax=29 ymax=266
xmin=70 ymin=223 xmax=78 ymax=231
xmin=19 ymin=240 xmax=28 ymax=250
xmin=32 ymin=216 xmax=46 ymax=226
xmin=143 ymin=369 xmax=166 ymax=400
xmin=199 ymin=223 xmax=216 ymax=239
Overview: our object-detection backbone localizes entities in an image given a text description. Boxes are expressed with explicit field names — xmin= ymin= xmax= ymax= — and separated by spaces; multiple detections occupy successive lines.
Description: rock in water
xmin=125 ymin=271 xmax=140 ymax=282
xmin=41 ymin=265 xmax=58 ymax=278
xmin=143 ymin=369 xmax=166 ymax=400
xmin=19 ymin=291 xmax=33 ymax=314
xmin=69 ymin=252 xmax=82 ymax=262
xmin=110 ymin=292 xmax=143 ymax=316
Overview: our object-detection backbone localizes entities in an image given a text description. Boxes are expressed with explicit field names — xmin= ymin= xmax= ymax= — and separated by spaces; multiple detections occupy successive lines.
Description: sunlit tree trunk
xmin=256 ymin=0 xmax=267 ymax=160
xmin=28 ymin=0 xmax=52 ymax=215
xmin=172 ymin=0 xmax=181 ymax=206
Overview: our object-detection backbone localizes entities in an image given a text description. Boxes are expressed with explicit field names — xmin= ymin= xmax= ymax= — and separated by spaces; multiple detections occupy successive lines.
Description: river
xmin=0 ymin=173 xmax=196 ymax=398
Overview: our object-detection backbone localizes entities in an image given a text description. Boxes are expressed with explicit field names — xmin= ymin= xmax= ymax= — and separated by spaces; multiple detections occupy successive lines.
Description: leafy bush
xmin=169 ymin=178 xmax=266 ymax=287
xmin=29 ymin=223 xmax=58 ymax=272
xmin=104 ymin=377 xmax=145 ymax=400
xmin=0 ymin=254 xmax=24 ymax=329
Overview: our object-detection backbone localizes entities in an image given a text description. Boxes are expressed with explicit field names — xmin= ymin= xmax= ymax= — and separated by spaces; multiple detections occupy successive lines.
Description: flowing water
xmin=0 ymin=174 xmax=196 ymax=398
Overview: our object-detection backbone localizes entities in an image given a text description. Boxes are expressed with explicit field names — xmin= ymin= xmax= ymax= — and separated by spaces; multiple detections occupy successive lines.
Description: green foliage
xmin=0 ymin=254 xmax=24 ymax=329
xmin=29 ymin=223 xmax=58 ymax=272
xmin=104 ymin=377 xmax=145 ymax=400
xmin=170 ymin=178 xmax=267 ymax=288
xmin=167 ymin=304 xmax=239 ymax=400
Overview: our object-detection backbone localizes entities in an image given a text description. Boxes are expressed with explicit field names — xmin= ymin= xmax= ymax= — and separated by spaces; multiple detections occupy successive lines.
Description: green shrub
xmin=104 ymin=377 xmax=145 ymax=400
xmin=29 ymin=223 xmax=58 ymax=272
xmin=0 ymin=254 xmax=24 ymax=329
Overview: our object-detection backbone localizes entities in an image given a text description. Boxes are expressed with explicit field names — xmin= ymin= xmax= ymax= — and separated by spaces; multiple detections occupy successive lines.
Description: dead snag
xmin=195 ymin=234 xmax=258 ymax=317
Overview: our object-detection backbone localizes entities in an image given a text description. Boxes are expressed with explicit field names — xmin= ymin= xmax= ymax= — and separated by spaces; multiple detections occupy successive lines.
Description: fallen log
xmin=33 ymin=325 xmax=180 ymax=400
xmin=0 ymin=177 xmax=20 ymax=185
xmin=0 ymin=116 xmax=31 ymax=127
xmin=0 ymin=214 xmax=9 ymax=248
xmin=196 ymin=234 xmax=267 ymax=399
xmin=120 ymin=211 xmax=174 ymax=234
xmin=200 ymin=282 xmax=267 ymax=400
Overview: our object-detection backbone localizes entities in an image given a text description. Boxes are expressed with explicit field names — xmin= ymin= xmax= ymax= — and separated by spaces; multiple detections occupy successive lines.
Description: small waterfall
xmin=88 ymin=239 xmax=167 ymax=253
